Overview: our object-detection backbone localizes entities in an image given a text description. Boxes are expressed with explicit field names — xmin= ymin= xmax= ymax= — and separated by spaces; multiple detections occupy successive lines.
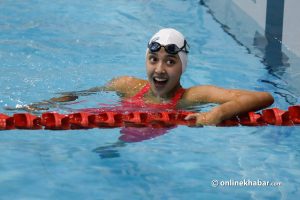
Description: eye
xmin=166 ymin=59 xmax=176 ymax=65
xmin=148 ymin=55 xmax=158 ymax=63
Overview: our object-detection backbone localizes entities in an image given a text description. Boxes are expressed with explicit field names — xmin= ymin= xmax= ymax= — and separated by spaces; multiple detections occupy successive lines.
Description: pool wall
xmin=202 ymin=0 xmax=300 ymax=97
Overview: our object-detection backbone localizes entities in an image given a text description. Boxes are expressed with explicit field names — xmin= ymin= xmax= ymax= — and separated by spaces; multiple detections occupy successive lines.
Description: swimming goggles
xmin=148 ymin=40 xmax=189 ymax=54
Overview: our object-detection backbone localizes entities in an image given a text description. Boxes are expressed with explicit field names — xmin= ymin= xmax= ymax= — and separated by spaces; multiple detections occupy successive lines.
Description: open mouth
xmin=153 ymin=77 xmax=168 ymax=88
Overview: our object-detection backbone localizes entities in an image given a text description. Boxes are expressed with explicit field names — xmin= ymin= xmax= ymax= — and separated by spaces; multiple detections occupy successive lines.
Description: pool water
xmin=1 ymin=0 xmax=300 ymax=199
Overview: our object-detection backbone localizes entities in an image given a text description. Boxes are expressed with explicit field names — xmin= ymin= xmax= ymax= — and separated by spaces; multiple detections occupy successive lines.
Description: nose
xmin=154 ymin=61 xmax=166 ymax=74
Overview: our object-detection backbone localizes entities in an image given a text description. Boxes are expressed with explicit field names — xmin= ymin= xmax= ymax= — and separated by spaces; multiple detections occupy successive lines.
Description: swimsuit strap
xmin=170 ymin=87 xmax=185 ymax=105
xmin=131 ymin=83 xmax=151 ymax=100
xmin=131 ymin=83 xmax=185 ymax=106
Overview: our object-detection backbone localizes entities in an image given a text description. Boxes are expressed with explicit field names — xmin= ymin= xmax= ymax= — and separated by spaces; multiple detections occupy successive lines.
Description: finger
xmin=184 ymin=113 xmax=199 ymax=120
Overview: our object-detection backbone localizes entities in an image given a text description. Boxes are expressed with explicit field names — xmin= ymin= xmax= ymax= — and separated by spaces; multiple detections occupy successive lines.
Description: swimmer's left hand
xmin=185 ymin=111 xmax=223 ymax=126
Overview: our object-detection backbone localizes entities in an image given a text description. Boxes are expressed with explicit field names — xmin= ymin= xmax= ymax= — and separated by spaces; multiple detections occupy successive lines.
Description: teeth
xmin=154 ymin=77 xmax=167 ymax=82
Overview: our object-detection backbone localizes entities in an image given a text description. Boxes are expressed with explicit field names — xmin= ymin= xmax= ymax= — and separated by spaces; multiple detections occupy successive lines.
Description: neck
xmin=148 ymin=83 xmax=182 ymax=101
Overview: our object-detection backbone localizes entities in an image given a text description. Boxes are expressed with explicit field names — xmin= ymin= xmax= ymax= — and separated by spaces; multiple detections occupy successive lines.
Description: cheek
xmin=146 ymin=62 xmax=152 ymax=72
xmin=146 ymin=63 xmax=154 ymax=79
xmin=168 ymin=66 xmax=182 ymax=79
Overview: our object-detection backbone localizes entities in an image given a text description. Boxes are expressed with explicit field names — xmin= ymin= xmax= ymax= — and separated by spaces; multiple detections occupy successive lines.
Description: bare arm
xmin=6 ymin=76 xmax=145 ymax=112
xmin=184 ymin=85 xmax=274 ymax=125
xmin=5 ymin=84 xmax=111 ymax=112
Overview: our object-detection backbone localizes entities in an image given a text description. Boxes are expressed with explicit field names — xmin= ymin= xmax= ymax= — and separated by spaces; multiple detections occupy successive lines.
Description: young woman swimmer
xmin=23 ymin=28 xmax=274 ymax=126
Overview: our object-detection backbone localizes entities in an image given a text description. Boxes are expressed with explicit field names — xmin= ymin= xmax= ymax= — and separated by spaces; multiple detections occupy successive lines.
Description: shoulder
xmin=182 ymin=85 xmax=228 ymax=104
xmin=107 ymin=76 xmax=148 ymax=97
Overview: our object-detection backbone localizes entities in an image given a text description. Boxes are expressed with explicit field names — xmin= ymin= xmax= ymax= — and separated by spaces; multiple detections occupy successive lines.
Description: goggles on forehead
xmin=147 ymin=40 xmax=189 ymax=55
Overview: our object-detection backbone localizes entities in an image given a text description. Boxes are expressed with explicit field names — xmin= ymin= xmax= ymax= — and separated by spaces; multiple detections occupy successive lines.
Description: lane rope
xmin=1 ymin=105 xmax=300 ymax=130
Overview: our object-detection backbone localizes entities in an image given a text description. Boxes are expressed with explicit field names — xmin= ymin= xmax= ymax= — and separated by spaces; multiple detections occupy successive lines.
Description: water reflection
xmin=93 ymin=140 xmax=125 ymax=159
xmin=92 ymin=127 xmax=174 ymax=159
xmin=91 ymin=103 xmax=213 ymax=159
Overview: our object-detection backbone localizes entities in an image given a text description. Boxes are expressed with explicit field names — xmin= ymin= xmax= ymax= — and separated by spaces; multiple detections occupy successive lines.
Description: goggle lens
xmin=148 ymin=41 xmax=189 ymax=54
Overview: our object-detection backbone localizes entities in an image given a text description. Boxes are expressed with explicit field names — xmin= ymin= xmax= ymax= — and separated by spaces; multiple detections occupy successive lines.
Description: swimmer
xmin=19 ymin=28 xmax=274 ymax=126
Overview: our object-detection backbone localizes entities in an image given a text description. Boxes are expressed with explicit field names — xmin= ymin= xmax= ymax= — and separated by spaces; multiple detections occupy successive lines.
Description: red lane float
xmin=289 ymin=105 xmax=300 ymax=124
xmin=0 ymin=110 xmax=195 ymax=130
xmin=13 ymin=113 xmax=42 ymax=129
xmin=0 ymin=114 xmax=15 ymax=130
xmin=239 ymin=112 xmax=266 ymax=126
xmin=262 ymin=108 xmax=287 ymax=126
xmin=0 ymin=105 xmax=300 ymax=130
xmin=42 ymin=112 xmax=69 ymax=130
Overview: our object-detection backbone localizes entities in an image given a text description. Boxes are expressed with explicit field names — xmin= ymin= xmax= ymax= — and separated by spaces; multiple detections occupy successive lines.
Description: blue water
xmin=1 ymin=0 xmax=300 ymax=199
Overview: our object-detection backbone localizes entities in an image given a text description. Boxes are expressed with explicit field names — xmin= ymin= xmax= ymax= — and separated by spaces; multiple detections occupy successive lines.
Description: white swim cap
xmin=147 ymin=28 xmax=189 ymax=73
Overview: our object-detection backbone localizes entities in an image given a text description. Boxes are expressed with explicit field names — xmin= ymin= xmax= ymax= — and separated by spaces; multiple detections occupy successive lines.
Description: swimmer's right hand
xmin=4 ymin=95 xmax=78 ymax=112
xmin=4 ymin=104 xmax=50 ymax=112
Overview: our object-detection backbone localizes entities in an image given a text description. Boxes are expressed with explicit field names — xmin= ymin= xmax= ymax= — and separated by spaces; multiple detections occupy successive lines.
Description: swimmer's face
xmin=146 ymin=48 xmax=182 ymax=98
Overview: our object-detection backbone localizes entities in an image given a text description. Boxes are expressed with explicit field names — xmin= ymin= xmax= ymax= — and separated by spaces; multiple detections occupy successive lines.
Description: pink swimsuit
xmin=122 ymin=83 xmax=185 ymax=110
